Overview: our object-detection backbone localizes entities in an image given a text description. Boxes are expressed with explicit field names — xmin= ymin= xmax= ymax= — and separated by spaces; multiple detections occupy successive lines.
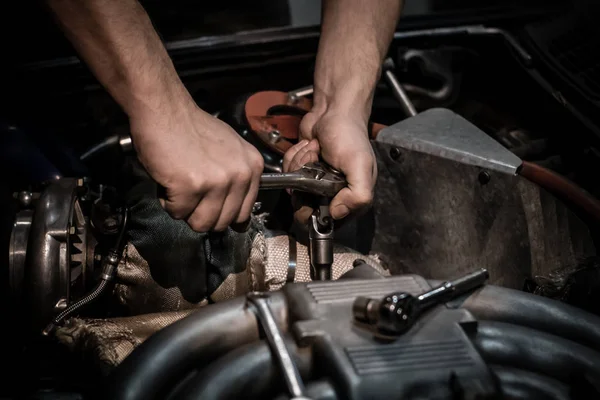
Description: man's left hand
xmin=283 ymin=109 xmax=377 ymax=223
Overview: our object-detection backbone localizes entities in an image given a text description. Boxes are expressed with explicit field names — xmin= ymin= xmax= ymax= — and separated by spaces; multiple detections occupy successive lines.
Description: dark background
xmin=0 ymin=0 xmax=568 ymax=66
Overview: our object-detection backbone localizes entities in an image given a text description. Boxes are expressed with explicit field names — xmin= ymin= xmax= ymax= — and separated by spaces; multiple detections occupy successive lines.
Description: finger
xmin=213 ymin=178 xmax=247 ymax=232
xmin=288 ymin=140 xmax=320 ymax=172
xmin=299 ymin=112 xmax=319 ymax=140
xmin=283 ymin=139 xmax=310 ymax=173
xmin=186 ymin=189 xmax=227 ymax=232
xmin=235 ymin=162 xmax=261 ymax=224
xmin=163 ymin=191 xmax=202 ymax=221
xmin=291 ymin=192 xmax=314 ymax=224
xmin=330 ymin=151 xmax=376 ymax=220
xmin=233 ymin=149 xmax=263 ymax=229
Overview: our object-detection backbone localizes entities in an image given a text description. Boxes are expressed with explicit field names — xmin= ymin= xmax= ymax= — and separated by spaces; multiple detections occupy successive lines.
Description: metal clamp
xmin=246 ymin=293 xmax=310 ymax=400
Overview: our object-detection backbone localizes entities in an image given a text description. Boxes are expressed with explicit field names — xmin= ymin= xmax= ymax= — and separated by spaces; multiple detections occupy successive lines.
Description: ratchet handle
xmin=259 ymin=173 xmax=346 ymax=198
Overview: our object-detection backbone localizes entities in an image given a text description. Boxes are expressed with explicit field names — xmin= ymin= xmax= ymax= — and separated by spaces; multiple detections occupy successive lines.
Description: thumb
xmin=299 ymin=111 xmax=319 ymax=140
xmin=329 ymin=155 xmax=375 ymax=220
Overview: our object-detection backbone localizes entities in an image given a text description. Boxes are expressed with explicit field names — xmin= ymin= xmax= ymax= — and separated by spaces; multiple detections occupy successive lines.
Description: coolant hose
xmin=456 ymin=284 xmax=600 ymax=351
xmin=490 ymin=366 xmax=570 ymax=400
xmin=519 ymin=160 xmax=600 ymax=222
xmin=474 ymin=321 xmax=600 ymax=384
xmin=173 ymin=340 xmax=313 ymax=400
xmin=106 ymin=292 xmax=288 ymax=400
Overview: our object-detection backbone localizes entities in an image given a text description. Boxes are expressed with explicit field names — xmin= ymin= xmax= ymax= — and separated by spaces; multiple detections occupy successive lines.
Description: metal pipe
xmin=383 ymin=69 xmax=417 ymax=117
xmin=247 ymin=293 xmax=307 ymax=399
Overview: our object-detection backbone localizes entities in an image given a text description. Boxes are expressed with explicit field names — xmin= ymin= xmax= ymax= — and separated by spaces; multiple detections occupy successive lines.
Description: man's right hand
xmin=129 ymin=99 xmax=264 ymax=232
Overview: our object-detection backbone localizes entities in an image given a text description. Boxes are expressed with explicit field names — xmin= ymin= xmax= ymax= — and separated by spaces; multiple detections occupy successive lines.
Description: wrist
xmin=311 ymin=66 xmax=380 ymax=124
xmin=122 ymin=72 xmax=197 ymax=136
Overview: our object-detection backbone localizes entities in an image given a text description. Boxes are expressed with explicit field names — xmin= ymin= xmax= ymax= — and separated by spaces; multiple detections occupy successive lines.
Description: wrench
xmin=247 ymin=293 xmax=311 ymax=400
xmin=260 ymin=162 xmax=346 ymax=197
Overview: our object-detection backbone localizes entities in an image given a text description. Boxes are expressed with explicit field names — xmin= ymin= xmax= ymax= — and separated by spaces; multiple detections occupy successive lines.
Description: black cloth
xmin=123 ymin=159 xmax=259 ymax=302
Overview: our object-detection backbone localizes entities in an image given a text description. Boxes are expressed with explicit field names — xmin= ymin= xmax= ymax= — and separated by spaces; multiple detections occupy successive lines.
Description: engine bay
xmin=3 ymin=13 xmax=600 ymax=400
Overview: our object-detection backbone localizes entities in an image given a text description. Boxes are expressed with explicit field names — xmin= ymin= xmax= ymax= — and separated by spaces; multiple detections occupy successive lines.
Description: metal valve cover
xmin=283 ymin=275 xmax=497 ymax=399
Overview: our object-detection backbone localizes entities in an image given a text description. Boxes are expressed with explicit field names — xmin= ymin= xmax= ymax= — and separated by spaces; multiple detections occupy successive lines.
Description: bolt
xmin=253 ymin=202 xmax=262 ymax=213
xmin=478 ymin=171 xmax=491 ymax=185
xmin=15 ymin=191 xmax=33 ymax=208
xmin=390 ymin=147 xmax=402 ymax=161
xmin=268 ymin=130 xmax=281 ymax=143
xmin=54 ymin=298 xmax=68 ymax=312
xmin=94 ymin=254 xmax=102 ymax=262
xmin=103 ymin=218 xmax=118 ymax=231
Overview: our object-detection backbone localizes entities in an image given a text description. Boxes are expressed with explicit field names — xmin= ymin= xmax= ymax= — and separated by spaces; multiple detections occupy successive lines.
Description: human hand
xmin=283 ymin=109 xmax=377 ymax=223
xmin=129 ymin=98 xmax=264 ymax=232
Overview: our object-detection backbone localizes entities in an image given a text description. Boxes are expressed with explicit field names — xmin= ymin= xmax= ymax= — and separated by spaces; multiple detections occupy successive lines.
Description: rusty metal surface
xmin=364 ymin=141 xmax=596 ymax=289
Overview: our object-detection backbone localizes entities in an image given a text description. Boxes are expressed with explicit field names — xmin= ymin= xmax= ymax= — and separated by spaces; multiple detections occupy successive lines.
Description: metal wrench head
xmin=295 ymin=162 xmax=346 ymax=198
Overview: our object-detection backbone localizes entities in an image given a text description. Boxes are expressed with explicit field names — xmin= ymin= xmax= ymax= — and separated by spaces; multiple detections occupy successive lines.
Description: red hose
xmin=519 ymin=161 xmax=600 ymax=222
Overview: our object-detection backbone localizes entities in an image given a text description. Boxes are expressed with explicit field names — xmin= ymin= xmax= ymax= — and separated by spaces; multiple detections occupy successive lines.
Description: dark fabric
xmin=123 ymin=159 xmax=259 ymax=301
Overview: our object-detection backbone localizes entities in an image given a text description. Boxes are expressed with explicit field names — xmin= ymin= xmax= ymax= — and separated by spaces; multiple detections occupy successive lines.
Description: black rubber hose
xmin=490 ymin=365 xmax=570 ymax=400
xmin=106 ymin=293 xmax=287 ymax=400
xmin=473 ymin=321 xmax=600 ymax=384
xmin=174 ymin=339 xmax=312 ymax=400
xmin=433 ymin=282 xmax=600 ymax=352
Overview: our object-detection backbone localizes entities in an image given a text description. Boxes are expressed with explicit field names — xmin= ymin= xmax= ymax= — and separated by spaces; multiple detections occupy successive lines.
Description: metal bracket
xmin=246 ymin=292 xmax=310 ymax=400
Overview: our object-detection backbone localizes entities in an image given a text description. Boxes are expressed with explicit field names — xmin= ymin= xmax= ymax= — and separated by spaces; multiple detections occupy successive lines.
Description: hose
xmin=42 ymin=208 xmax=129 ymax=335
xmin=519 ymin=160 xmax=600 ymax=223
xmin=106 ymin=292 xmax=287 ymax=400
xmin=173 ymin=340 xmax=312 ymax=400
xmin=490 ymin=366 xmax=570 ymax=400
xmin=449 ymin=283 xmax=600 ymax=351
xmin=473 ymin=321 xmax=600 ymax=385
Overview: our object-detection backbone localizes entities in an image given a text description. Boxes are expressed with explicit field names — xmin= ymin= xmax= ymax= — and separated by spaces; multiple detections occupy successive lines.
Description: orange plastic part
xmin=244 ymin=90 xmax=386 ymax=156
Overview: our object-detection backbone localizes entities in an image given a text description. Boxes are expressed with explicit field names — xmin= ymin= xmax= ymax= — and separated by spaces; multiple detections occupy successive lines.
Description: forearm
xmin=46 ymin=0 xmax=191 ymax=122
xmin=313 ymin=0 xmax=402 ymax=121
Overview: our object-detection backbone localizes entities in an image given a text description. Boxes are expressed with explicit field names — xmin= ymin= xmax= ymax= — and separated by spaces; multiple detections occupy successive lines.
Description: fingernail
xmin=298 ymin=140 xmax=309 ymax=147
xmin=331 ymin=204 xmax=350 ymax=220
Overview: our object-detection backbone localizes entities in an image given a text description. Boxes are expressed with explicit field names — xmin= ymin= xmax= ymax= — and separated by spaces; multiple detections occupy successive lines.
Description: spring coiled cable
xmin=42 ymin=207 xmax=129 ymax=336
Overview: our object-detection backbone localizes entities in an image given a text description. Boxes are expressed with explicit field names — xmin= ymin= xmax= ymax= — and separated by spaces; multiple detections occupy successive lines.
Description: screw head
xmin=478 ymin=171 xmax=491 ymax=185
xmin=268 ymin=130 xmax=281 ymax=143
xmin=389 ymin=147 xmax=402 ymax=161
xmin=15 ymin=191 xmax=33 ymax=208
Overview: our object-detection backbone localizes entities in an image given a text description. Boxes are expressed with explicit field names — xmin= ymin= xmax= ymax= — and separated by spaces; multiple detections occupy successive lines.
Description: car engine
xmin=3 ymin=2 xmax=600 ymax=399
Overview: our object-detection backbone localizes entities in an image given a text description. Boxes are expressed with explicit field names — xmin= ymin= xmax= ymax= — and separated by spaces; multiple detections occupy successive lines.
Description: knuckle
xmin=354 ymin=190 xmax=373 ymax=208
xmin=234 ymin=166 xmax=253 ymax=184
xmin=168 ymin=207 xmax=187 ymax=220
xmin=186 ymin=173 xmax=206 ymax=193
xmin=189 ymin=219 xmax=210 ymax=233
xmin=249 ymin=151 xmax=264 ymax=172
xmin=213 ymin=222 xmax=229 ymax=232
xmin=208 ymin=169 xmax=229 ymax=190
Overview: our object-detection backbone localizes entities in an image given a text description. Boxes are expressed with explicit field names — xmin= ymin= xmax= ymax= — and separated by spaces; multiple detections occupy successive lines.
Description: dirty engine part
xmin=106 ymin=266 xmax=600 ymax=400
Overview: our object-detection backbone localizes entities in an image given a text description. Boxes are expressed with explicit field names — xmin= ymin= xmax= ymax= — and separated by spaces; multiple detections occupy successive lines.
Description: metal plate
xmin=376 ymin=108 xmax=523 ymax=175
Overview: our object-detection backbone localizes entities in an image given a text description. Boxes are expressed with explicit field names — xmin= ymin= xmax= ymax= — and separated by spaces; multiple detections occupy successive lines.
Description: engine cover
xmin=284 ymin=275 xmax=496 ymax=398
